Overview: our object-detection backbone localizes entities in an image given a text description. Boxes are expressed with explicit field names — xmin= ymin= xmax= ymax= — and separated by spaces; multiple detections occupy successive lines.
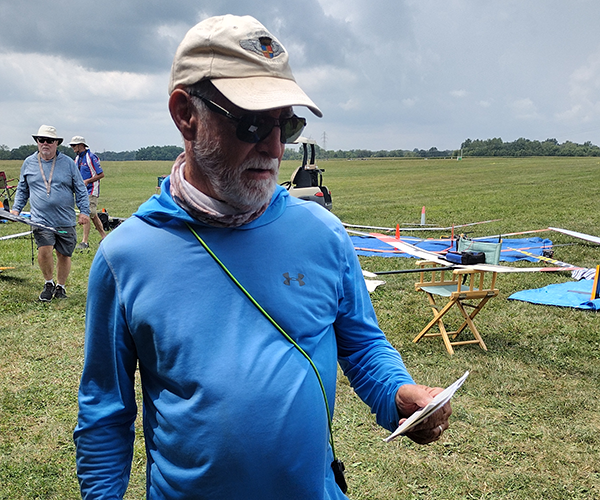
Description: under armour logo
xmin=283 ymin=273 xmax=305 ymax=286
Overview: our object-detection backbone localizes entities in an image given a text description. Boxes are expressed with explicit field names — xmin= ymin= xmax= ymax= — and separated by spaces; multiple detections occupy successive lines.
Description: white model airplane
xmin=349 ymin=230 xmax=582 ymax=273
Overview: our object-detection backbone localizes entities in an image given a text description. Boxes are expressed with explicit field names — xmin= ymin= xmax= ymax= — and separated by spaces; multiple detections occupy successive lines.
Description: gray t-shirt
xmin=13 ymin=152 xmax=90 ymax=227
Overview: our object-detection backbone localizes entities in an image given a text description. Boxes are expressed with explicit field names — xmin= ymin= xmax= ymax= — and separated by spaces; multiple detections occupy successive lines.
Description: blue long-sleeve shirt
xmin=12 ymin=151 xmax=90 ymax=226
xmin=74 ymin=181 xmax=414 ymax=499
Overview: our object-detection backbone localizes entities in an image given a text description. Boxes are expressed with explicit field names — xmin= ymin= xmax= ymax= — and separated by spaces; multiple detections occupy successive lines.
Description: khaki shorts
xmin=88 ymin=195 xmax=99 ymax=218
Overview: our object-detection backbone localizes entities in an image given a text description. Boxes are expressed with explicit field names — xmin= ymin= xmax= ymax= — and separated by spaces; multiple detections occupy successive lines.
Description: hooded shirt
xmin=74 ymin=179 xmax=414 ymax=499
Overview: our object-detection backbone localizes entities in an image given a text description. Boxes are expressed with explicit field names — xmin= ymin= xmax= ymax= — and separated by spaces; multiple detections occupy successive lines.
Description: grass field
xmin=1 ymin=156 xmax=599 ymax=499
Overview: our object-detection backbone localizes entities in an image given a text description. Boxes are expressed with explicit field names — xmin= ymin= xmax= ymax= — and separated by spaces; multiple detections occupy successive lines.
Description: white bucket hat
xmin=33 ymin=125 xmax=63 ymax=145
xmin=69 ymin=136 xmax=88 ymax=147
xmin=168 ymin=15 xmax=322 ymax=117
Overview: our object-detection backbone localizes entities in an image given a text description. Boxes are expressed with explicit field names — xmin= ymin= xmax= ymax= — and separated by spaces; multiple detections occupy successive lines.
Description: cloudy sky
xmin=1 ymin=0 xmax=600 ymax=153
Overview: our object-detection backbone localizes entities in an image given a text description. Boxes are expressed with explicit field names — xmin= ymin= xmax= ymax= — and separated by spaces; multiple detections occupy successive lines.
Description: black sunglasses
xmin=37 ymin=138 xmax=57 ymax=144
xmin=189 ymin=91 xmax=306 ymax=144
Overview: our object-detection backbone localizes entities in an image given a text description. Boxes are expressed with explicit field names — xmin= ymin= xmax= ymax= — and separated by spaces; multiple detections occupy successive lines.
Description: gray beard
xmin=191 ymin=140 xmax=279 ymax=212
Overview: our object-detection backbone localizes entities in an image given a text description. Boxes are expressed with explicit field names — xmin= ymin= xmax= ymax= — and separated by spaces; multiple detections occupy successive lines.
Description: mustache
xmin=241 ymin=156 xmax=279 ymax=172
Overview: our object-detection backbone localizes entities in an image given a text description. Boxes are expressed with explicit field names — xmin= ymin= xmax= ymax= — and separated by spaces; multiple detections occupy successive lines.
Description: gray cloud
xmin=1 ymin=0 xmax=600 ymax=152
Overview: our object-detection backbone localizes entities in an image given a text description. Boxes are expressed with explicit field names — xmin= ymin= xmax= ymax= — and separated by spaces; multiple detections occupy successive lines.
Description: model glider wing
xmin=0 ymin=230 xmax=32 ymax=241
xmin=343 ymin=219 xmax=501 ymax=233
xmin=361 ymin=269 xmax=386 ymax=293
xmin=507 ymin=247 xmax=577 ymax=268
xmin=549 ymin=227 xmax=600 ymax=245
xmin=369 ymin=233 xmax=575 ymax=273
xmin=0 ymin=211 xmax=60 ymax=233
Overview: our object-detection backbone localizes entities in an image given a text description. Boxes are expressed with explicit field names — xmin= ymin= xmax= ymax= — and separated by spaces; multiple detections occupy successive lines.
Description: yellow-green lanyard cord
xmin=186 ymin=223 xmax=347 ymax=493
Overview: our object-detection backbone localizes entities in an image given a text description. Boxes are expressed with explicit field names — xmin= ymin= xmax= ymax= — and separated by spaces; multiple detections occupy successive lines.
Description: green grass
xmin=1 ymin=157 xmax=600 ymax=499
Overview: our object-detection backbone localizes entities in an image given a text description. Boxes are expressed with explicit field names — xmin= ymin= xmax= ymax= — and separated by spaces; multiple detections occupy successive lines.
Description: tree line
xmin=459 ymin=137 xmax=600 ymax=157
xmin=2 ymin=137 xmax=600 ymax=162
xmin=284 ymin=145 xmax=456 ymax=160
xmin=0 ymin=144 xmax=185 ymax=161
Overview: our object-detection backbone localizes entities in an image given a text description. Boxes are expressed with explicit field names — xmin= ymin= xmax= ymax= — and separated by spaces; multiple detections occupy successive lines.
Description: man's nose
xmin=255 ymin=125 xmax=284 ymax=159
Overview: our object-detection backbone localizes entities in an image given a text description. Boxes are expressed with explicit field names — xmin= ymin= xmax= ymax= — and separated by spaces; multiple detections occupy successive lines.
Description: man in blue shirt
xmin=70 ymin=136 xmax=107 ymax=250
xmin=11 ymin=125 xmax=90 ymax=300
xmin=74 ymin=16 xmax=452 ymax=499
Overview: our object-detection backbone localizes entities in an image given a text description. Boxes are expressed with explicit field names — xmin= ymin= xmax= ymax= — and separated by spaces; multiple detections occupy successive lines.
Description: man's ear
xmin=169 ymin=89 xmax=197 ymax=141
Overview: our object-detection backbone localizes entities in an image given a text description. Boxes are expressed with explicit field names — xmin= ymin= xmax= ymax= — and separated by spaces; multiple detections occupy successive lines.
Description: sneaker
xmin=53 ymin=285 xmax=68 ymax=299
xmin=76 ymin=242 xmax=89 ymax=251
xmin=39 ymin=282 xmax=55 ymax=302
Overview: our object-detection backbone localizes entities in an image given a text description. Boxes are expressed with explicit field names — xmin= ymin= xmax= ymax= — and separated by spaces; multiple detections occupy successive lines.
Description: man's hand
xmin=78 ymin=214 xmax=90 ymax=225
xmin=395 ymin=384 xmax=452 ymax=445
xmin=10 ymin=210 xmax=19 ymax=216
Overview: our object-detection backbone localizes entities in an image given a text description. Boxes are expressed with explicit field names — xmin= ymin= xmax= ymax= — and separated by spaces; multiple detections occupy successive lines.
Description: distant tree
xmin=4 ymin=144 xmax=74 ymax=160
xmin=9 ymin=145 xmax=37 ymax=160
xmin=59 ymin=145 xmax=75 ymax=159
xmin=282 ymin=147 xmax=302 ymax=161
xmin=136 ymin=145 xmax=183 ymax=161
xmin=460 ymin=137 xmax=600 ymax=157
xmin=97 ymin=151 xmax=137 ymax=161
xmin=558 ymin=141 xmax=579 ymax=157
xmin=283 ymin=143 xmax=334 ymax=162
xmin=329 ymin=150 xmax=346 ymax=159
xmin=541 ymin=138 xmax=560 ymax=156
xmin=388 ymin=150 xmax=406 ymax=157
xmin=6 ymin=137 xmax=600 ymax=162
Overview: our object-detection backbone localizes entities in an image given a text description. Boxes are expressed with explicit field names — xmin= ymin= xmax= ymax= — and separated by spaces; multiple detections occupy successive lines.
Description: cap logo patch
xmin=240 ymin=32 xmax=285 ymax=59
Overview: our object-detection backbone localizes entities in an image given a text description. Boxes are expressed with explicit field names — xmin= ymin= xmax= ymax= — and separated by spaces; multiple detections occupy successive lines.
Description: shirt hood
xmin=133 ymin=176 xmax=290 ymax=230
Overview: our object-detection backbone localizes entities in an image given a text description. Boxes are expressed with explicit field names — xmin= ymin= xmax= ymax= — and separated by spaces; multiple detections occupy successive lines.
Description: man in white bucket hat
xmin=75 ymin=15 xmax=451 ymax=499
xmin=11 ymin=125 xmax=90 ymax=301
xmin=69 ymin=135 xmax=107 ymax=249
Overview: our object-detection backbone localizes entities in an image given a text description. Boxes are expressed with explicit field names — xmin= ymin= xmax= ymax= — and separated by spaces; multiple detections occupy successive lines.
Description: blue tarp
xmin=508 ymin=279 xmax=600 ymax=310
xmin=351 ymin=235 xmax=552 ymax=262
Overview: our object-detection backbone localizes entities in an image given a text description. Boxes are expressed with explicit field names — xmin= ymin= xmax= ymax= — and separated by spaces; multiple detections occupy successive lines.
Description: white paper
xmin=384 ymin=370 xmax=469 ymax=443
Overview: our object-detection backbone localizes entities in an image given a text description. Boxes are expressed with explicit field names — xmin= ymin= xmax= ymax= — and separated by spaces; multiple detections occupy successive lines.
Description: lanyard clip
xmin=331 ymin=458 xmax=347 ymax=494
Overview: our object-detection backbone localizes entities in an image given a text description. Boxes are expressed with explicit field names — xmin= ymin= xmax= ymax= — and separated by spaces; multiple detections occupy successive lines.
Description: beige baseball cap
xmin=33 ymin=125 xmax=63 ymax=144
xmin=168 ymin=14 xmax=322 ymax=117
xmin=69 ymin=136 xmax=88 ymax=147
